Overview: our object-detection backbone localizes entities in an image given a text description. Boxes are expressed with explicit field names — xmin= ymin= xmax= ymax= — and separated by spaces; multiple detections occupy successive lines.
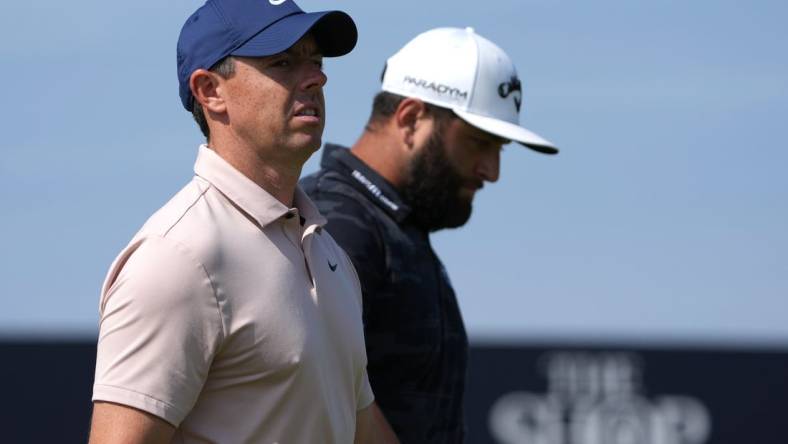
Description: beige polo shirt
xmin=93 ymin=145 xmax=374 ymax=443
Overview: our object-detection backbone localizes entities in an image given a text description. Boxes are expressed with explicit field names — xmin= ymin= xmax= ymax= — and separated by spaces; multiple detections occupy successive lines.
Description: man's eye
xmin=271 ymin=58 xmax=290 ymax=68
xmin=472 ymin=138 xmax=490 ymax=146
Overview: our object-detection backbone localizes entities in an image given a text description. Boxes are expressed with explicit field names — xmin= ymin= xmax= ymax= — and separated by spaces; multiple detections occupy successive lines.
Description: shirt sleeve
xmin=92 ymin=236 xmax=225 ymax=426
xmin=357 ymin=366 xmax=375 ymax=411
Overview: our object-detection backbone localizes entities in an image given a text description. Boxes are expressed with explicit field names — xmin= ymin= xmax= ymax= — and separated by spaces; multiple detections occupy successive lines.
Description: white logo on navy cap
xmin=269 ymin=0 xmax=287 ymax=5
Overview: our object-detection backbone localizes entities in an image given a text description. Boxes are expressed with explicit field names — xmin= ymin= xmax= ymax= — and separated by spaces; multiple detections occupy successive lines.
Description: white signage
xmin=489 ymin=352 xmax=711 ymax=444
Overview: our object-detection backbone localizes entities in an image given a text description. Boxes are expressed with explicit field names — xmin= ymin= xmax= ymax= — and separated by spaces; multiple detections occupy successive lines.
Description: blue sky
xmin=2 ymin=0 xmax=786 ymax=345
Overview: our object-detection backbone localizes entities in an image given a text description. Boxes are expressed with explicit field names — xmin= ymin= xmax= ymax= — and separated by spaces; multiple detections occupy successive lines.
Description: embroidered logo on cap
xmin=403 ymin=76 xmax=469 ymax=101
xmin=498 ymin=75 xmax=522 ymax=112
xmin=269 ymin=0 xmax=287 ymax=5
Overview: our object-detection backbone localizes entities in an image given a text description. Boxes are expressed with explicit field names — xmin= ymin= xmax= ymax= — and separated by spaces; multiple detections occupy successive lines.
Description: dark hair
xmin=365 ymin=91 xmax=456 ymax=132
xmin=191 ymin=56 xmax=237 ymax=140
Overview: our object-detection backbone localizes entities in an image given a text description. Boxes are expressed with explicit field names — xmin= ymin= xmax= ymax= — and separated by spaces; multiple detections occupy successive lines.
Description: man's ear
xmin=393 ymin=98 xmax=428 ymax=149
xmin=190 ymin=69 xmax=227 ymax=114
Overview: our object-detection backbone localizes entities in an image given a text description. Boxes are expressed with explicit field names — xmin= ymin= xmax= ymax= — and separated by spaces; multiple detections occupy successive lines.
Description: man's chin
xmin=433 ymin=203 xmax=473 ymax=231
xmin=458 ymin=187 xmax=477 ymax=201
xmin=281 ymin=136 xmax=322 ymax=166
xmin=292 ymin=133 xmax=323 ymax=153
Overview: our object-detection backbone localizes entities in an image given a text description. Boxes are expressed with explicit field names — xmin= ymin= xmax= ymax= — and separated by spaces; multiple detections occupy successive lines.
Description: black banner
xmin=1 ymin=341 xmax=786 ymax=443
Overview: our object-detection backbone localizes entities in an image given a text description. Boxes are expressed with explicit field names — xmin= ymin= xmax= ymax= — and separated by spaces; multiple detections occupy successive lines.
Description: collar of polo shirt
xmin=194 ymin=145 xmax=327 ymax=229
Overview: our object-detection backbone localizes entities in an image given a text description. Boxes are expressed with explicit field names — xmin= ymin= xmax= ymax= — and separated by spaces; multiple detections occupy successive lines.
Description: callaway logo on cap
xmin=381 ymin=27 xmax=558 ymax=154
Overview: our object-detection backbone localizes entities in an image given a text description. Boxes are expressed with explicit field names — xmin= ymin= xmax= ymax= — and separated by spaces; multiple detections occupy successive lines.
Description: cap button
xmin=465 ymin=27 xmax=475 ymax=34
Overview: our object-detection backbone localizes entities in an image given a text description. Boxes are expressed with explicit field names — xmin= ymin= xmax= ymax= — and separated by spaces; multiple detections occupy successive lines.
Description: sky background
xmin=2 ymin=0 xmax=786 ymax=346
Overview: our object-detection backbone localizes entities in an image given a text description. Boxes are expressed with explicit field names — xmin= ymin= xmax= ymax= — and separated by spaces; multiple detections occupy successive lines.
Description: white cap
xmin=381 ymin=27 xmax=558 ymax=154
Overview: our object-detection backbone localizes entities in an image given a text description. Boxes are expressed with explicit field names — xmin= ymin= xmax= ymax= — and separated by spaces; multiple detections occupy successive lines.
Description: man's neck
xmin=351 ymin=131 xmax=408 ymax=189
xmin=207 ymin=138 xmax=303 ymax=207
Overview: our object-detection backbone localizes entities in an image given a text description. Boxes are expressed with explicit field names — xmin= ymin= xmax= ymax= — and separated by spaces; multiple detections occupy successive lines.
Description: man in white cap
xmin=301 ymin=27 xmax=559 ymax=442
xmin=89 ymin=0 xmax=395 ymax=442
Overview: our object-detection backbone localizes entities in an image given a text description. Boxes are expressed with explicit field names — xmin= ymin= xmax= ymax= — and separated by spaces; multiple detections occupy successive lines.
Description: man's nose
xmin=477 ymin=149 xmax=501 ymax=183
xmin=299 ymin=61 xmax=327 ymax=91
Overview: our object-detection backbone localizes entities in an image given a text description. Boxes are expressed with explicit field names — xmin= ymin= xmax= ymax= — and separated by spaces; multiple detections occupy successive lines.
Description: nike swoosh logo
xmin=328 ymin=260 xmax=338 ymax=272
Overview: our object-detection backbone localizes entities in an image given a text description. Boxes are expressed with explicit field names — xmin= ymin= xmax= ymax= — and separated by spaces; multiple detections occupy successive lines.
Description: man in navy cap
xmin=88 ymin=1 xmax=395 ymax=442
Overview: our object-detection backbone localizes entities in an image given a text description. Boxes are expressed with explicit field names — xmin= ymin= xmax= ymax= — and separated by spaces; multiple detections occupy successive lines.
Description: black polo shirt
xmin=301 ymin=144 xmax=469 ymax=443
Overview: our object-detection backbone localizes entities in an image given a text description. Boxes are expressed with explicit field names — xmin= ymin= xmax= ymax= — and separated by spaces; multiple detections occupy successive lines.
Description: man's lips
xmin=293 ymin=103 xmax=321 ymax=119
xmin=465 ymin=180 xmax=484 ymax=191
xmin=459 ymin=182 xmax=483 ymax=198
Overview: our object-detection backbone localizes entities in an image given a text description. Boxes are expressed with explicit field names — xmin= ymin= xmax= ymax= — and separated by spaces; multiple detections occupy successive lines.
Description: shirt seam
xmin=155 ymin=182 xmax=228 ymax=340
xmin=163 ymin=236 xmax=228 ymax=342
xmin=162 ymin=181 xmax=212 ymax=238
xmin=94 ymin=383 xmax=184 ymax=415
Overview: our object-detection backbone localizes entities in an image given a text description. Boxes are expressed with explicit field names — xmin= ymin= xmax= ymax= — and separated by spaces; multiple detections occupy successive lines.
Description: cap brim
xmin=232 ymin=11 xmax=357 ymax=58
xmin=453 ymin=109 xmax=559 ymax=155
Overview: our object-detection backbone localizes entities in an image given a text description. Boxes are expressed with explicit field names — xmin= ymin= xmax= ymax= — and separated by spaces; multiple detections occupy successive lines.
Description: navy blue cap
xmin=177 ymin=0 xmax=357 ymax=111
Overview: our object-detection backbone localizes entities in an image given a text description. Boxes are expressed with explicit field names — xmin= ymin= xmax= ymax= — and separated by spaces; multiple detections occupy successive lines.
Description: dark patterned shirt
xmin=301 ymin=144 xmax=469 ymax=443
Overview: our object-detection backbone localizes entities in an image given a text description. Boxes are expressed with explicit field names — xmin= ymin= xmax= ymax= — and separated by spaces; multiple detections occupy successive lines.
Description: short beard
xmin=400 ymin=127 xmax=475 ymax=232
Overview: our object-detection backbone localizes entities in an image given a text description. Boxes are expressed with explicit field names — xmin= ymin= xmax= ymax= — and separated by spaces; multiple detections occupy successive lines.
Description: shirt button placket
xmin=301 ymin=225 xmax=321 ymax=295
xmin=282 ymin=210 xmax=314 ymax=286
